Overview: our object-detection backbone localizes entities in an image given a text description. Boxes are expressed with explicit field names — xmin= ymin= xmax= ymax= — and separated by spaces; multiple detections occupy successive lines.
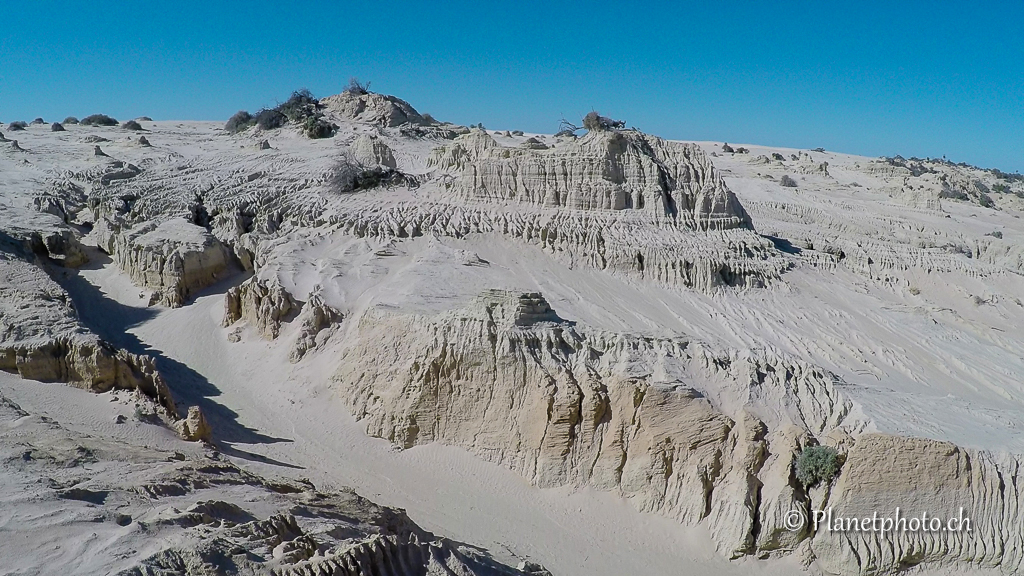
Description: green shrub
xmin=225 ymin=111 xmax=254 ymax=133
xmin=302 ymin=115 xmax=337 ymax=139
xmin=254 ymin=108 xmax=286 ymax=130
xmin=122 ymin=120 xmax=143 ymax=131
xmin=277 ymin=89 xmax=318 ymax=122
xmin=795 ymin=445 xmax=841 ymax=488
xmin=81 ymin=114 xmax=118 ymax=126
xmin=780 ymin=175 xmax=798 ymax=188
xmin=63 ymin=116 xmax=79 ymax=124
xmin=8 ymin=121 xmax=27 ymax=131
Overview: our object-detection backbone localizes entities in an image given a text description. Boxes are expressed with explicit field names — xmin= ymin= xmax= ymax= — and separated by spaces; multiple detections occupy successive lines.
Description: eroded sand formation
xmin=2 ymin=86 xmax=1024 ymax=575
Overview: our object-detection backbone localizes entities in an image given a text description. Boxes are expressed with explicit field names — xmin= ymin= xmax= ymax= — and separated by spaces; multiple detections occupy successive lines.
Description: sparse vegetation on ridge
xmin=224 ymin=88 xmax=336 ymax=138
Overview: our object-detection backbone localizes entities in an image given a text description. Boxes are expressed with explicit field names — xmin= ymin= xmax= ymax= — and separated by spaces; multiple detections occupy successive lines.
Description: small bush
xmin=992 ymin=183 xmax=1011 ymax=194
xmin=254 ymin=108 xmax=287 ymax=130
xmin=81 ymin=114 xmax=118 ymax=126
xmin=122 ymin=120 xmax=143 ymax=131
xmin=772 ymin=152 xmax=785 ymax=161
xmin=345 ymin=77 xmax=370 ymax=95
xmin=277 ymin=89 xmax=319 ymax=122
xmin=812 ymin=147 xmax=826 ymax=153
xmin=780 ymin=175 xmax=798 ymax=188
xmin=31 ymin=117 xmax=45 ymax=124
xmin=722 ymin=142 xmax=734 ymax=153
xmin=63 ymin=116 xmax=79 ymax=124
xmin=8 ymin=121 xmax=27 ymax=131
xmin=795 ymin=445 xmax=841 ymax=488
xmin=51 ymin=122 xmax=65 ymax=132
xmin=225 ymin=110 xmax=254 ymax=133
xmin=735 ymin=147 xmax=749 ymax=154
xmin=136 ymin=116 xmax=153 ymax=121
xmin=302 ymin=115 xmax=337 ymax=139
xmin=986 ymin=230 xmax=1004 ymax=239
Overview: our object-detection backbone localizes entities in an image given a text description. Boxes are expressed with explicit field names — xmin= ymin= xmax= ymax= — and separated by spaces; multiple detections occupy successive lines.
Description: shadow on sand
xmin=50 ymin=249 xmax=303 ymax=469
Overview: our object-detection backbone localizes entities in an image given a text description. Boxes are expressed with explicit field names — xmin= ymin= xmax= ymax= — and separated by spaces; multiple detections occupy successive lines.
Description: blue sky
xmin=2 ymin=1 xmax=1021 ymax=171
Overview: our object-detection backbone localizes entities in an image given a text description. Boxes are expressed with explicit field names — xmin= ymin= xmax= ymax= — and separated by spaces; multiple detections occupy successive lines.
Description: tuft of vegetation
xmin=51 ymin=122 xmax=65 ymax=132
xmin=735 ymin=147 xmax=749 ymax=154
xmin=301 ymin=115 xmax=337 ymax=139
xmin=276 ymin=89 xmax=318 ymax=122
xmin=8 ymin=121 xmax=28 ymax=131
xmin=344 ymin=77 xmax=371 ymax=95
xmin=812 ymin=147 xmax=826 ymax=153
xmin=122 ymin=120 xmax=143 ymax=131
xmin=226 ymin=89 xmax=331 ymax=138
xmin=136 ymin=116 xmax=153 ymax=121
xmin=31 ymin=117 xmax=45 ymax=124
xmin=986 ymin=230 xmax=1004 ymax=239
xmin=63 ymin=116 xmax=79 ymax=124
xmin=772 ymin=152 xmax=785 ymax=161
xmin=582 ymin=111 xmax=625 ymax=132
xmin=722 ymin=142 xmax=734 ymax=153
xmin=80 ymin=114 xmax=118 ymax=126
xmin=780 ymin=175 xmax=798 ymax=188
xmin=795 ymin=445 xmax=842 ymax=488
xmin=254 ymin=108 xmax=287 ymax=130
xmin=224 ymin=111 xmax=254 ymax=133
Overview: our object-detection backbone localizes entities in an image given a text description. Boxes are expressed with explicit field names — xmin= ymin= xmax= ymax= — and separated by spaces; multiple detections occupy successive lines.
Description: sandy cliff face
xmin=332 ymin=291 xmax=1024 ymax=573
xmin=431 ymin=130 xmax=751 ymax=231
xmin=333 ymin=290 xmax=862 ymax=558
xmin=96 ymin=217 xmax=233 ymax=307
xmin=0 ymin=250 xmax=177 ymax=414
xmin=811 ymin=434 xmax=1023 ymax=575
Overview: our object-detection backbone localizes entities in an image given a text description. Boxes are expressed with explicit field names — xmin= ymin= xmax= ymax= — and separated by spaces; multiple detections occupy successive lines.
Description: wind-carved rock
xmin=223 ymin=276 xmax=297 ymax=339
xmin=97 ymin=217 xmax=233 ymax=307
xmin=289 ymin=288 xmax=343 ymax=362
xmin=418 ymin=129 xmax=784 ymax=291
xmin=175 ymin=405 xmax=212 ymax=442
xmin=320 ymin=90 xmax=430 ymax=127
xmin=430 ymin=129 xmax=751 ymax=230
xmin=334 ymin=290 xmax=857 ymax=558
xmin=350 ymin=134 xmax=397 ymax=168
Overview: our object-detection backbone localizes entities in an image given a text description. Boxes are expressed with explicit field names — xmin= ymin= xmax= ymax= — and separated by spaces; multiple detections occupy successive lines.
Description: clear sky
xmin=2 ymin=1 xmax=1021 ymax=171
